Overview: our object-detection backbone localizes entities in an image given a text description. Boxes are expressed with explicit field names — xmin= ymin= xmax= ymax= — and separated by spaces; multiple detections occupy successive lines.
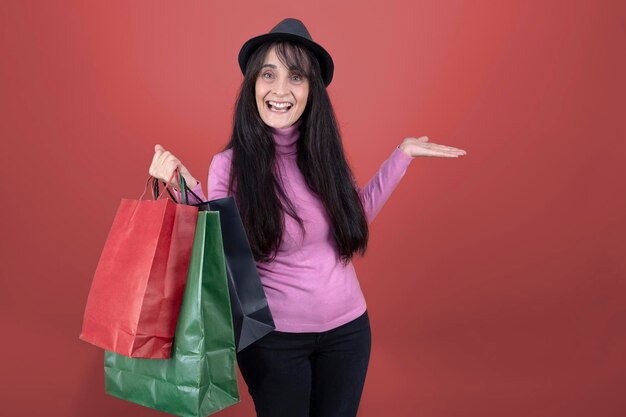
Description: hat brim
xmin=238 ymin=32 xmax=334 ymax=87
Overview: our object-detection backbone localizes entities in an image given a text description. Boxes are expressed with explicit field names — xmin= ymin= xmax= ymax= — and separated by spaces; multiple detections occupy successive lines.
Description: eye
xmin=261 ymin=72 xmax=273 ymax=79
xmin=291 ymin=74 xmax=304 ymax=82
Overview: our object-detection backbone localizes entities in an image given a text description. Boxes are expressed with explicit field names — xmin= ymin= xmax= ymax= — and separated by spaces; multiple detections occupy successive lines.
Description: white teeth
xmin=268 ymin=101 xmax=292 ymax=109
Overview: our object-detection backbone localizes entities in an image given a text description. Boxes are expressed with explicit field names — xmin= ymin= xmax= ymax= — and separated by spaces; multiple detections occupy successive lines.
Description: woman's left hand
xmin=399 ymin=136 xmax=467 ymax=158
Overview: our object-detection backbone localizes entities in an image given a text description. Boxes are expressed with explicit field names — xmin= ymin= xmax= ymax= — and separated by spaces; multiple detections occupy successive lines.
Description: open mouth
xmin=266 ymin=100 xmax=293 ymax=113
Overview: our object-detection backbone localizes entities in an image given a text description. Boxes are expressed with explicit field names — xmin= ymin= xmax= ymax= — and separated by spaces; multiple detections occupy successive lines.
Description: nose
xmin=273 ymin=75 xmax=290 ymax=96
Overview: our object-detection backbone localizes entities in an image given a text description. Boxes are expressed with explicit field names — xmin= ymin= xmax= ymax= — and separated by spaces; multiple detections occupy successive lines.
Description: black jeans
xmin=236 ymin=310 xmax=372 ymax=417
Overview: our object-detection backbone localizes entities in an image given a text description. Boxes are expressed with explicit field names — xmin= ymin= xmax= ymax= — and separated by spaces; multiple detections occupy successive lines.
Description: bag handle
xmin=153 ymin=171 xmax=189 ymax=204
xmin=138 ymin=169 xmax=188 ymax=204
xmin=185 ymin=186 xmax=204 ymax=204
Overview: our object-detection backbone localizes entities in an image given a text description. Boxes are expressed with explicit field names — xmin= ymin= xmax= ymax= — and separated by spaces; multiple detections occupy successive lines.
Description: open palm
xmin=399 ymin=136 xmax=467 ymax=158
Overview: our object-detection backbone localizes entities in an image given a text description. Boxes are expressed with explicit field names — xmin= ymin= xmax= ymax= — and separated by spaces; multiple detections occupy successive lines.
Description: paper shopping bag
xmin=80 ymin=171 xmax=198 ymax=358
xmin=186 ymin=189 xmax=275 ymax=352
xmin=104 ymin=211 xmax=240 ymax=417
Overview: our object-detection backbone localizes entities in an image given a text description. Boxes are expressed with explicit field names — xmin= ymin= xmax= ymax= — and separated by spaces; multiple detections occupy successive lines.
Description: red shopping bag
xmin=80 ymin=170 xmax=198 ymax=358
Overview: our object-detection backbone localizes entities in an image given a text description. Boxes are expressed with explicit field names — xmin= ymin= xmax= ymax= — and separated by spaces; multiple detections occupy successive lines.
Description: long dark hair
xmin=223 ymin=40 xmax=368 ymax=265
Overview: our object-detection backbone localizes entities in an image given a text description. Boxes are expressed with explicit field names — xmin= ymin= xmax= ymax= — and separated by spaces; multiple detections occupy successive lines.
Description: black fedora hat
xmin=238 ymin=18 xmax=334 ymax=87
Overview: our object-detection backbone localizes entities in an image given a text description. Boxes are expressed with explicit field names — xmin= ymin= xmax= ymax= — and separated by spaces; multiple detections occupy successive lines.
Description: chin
xmin=260 ymin=115 xmax=298 ymax=129
xmin=267 ymin=121 xmax=292 ymax=128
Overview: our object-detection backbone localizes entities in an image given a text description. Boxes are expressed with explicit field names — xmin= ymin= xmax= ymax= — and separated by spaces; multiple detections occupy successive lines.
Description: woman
xmin=149 ymin=18 xmax=466 ymax=417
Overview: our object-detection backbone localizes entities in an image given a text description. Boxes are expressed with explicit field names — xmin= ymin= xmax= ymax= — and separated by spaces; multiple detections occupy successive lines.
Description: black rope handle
xmin=185 ymin=186 xmax=204 ymax=204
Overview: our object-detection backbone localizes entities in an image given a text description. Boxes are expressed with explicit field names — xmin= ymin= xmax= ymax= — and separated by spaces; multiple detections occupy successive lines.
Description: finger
xmin=154 ymin=144 xmax=165 ymax=152
xmin=437 ymin=151 xmax=464 ymax=157
xmin=424 ymin=149 xmax=464 ymax=158
xmin=430 ymin=145 xmax=466 ymax=155
xmin=164 ymin=160 xmax=180 ymax=185
xmin=165 ymin=156 xmax=181 ymax=173
xmin=445 ymin=147 xmax=466 ymax=154
xmin=149 ymin=147 xmax=164 ymax=176
xmin=155 ymin=151 xmax=180 ymax=181
xmin=427 ymin=143 xmax=463 ymax=152
xmin=441 ymin=145 xmax=465 ymax=154
xmin=157 ymin=150 xmax=173 ymax=167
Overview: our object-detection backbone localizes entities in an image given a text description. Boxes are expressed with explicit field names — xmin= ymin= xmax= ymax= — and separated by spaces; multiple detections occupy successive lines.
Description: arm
xmin=207 ymin=151 xmax=233 ymax=201
xmin=356 ymin=135 xmax=467 ymax=223
xmin=355 ymin=146 xmax=415 ymax=224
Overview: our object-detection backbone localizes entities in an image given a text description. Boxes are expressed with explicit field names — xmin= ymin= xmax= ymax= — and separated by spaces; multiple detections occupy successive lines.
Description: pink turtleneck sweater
xmin=184 ymin=119 xmax=415 ymax=332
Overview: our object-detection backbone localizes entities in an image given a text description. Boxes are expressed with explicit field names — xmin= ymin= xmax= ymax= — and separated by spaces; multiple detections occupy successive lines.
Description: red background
xmin=1 ymin=1 xmax=625 ymax=416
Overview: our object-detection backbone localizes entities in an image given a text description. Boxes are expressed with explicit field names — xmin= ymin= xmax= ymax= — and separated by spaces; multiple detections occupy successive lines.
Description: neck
xmin=270 ymin=118 xmax=302 ymax=157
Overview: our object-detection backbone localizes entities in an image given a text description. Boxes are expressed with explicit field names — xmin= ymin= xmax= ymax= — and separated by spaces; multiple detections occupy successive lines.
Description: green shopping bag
xmin=104 ymin=211 xmax=240 ymax=417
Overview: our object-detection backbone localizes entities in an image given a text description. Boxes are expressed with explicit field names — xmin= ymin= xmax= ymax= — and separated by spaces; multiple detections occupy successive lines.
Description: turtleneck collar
xmin=270 ymin=118 xmax=302 ymax=157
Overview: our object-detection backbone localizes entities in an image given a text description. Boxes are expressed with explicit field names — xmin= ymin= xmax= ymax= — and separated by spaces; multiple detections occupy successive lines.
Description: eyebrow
xmin=260 ymin=63 xmax=306 ymax=74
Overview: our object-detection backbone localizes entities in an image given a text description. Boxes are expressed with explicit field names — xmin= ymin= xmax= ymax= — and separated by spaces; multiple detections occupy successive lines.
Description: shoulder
xmin=216 ymin=148 xmax=233 ymax=159
xmin=213 ymin=148 xmax=233 ymax=161
xmin=207 ymin=148 xmax=235 ymax=198
xmin=210 ymin=148 xmax=233 ymax=172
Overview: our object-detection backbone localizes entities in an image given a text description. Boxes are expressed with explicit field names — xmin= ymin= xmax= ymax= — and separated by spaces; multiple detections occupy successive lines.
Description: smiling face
xmin=255 ymin=45 xmax=310 ymax=129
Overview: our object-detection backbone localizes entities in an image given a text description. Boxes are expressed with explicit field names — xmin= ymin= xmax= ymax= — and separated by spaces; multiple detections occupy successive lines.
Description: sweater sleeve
xmin=207 ymin=151 xmax=233 ymax=200
xmin=356 ymin=146 xmax=415 ymax=224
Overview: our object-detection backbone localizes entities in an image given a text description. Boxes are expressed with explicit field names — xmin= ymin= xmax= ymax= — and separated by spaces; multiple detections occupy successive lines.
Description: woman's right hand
xmin=149 ymin=144 xmax=199 ymax=189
